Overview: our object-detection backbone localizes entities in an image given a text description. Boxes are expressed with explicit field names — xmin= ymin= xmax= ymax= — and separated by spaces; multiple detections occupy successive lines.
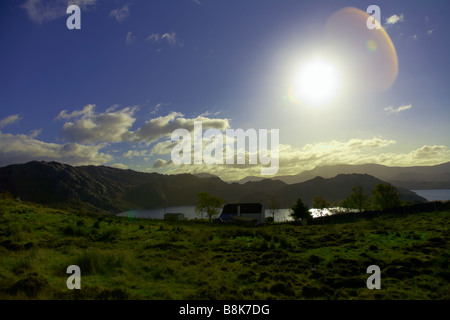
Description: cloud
xmin=384 ymin=104 xmax=412 ymax=115
xmin=21 ymin=0 xmax=96 ymax=24
xmin=276 ymin=138 xmax=397 ymax=172
xmin=126 ymin=31 xmax=136 ymax=45
xmin=56 ymin=105 xmax=230 ymax=147
xmin=109 ymin=4 xmax=130 ymax=23
xmin=57 ymin=104 xmax=138 ymax=143
xmin=152 ymin=135 xmax=450 ymax=182
xmin=110 ymin=163 xmax=128 ymax=169
xmin=132 ymin=112 xmax=230 ymax=145
xmin=150 ymin=140 xmax=177 ymax=155
xmin=56 ymin=104 xmax=95 ymax=120
xmin=148 ymin=133 xmax=398 ymax=181
xmin=146 ymin=32 xmax=183 ymax=47
xmin=146 ymin=33 xmax=160 ymax=42
xmin=161 ymin=32 xmax=182 ymax=46
xmin=149 ymin=103 xmax=163 ymax=115
xmin=122 ymin=149 xmax=148 ymax=159
xmin=0 ymin=114 xmax=22 ymax=129
xmin=274 ymin=140 xmax=449 ymax=178
xmin=0 ymin=131 xmax=112 ymax=166
xmin=385 ymin=14 xmax=404 ymax=26
xmin=153 ymin=159 xmax=172 ymax=169
xmin=412 ymin=145 xmax=449 ymax=160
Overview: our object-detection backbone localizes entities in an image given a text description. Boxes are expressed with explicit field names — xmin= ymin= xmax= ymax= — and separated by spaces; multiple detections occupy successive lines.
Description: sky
xmin=0 ymin=0 xmax=449 ymax=181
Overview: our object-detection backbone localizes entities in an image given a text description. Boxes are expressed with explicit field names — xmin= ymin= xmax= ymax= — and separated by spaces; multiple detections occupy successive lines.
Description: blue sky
xmin=0 ymin=0 xmax=449 ymax=181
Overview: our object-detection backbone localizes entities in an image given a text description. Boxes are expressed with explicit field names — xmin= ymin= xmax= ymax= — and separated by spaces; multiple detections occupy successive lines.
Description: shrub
xmin=290 ymin=198 xmax=311 ymax=221
xmin=96 ymin=227 xmax=121 ymax=242
xmin=73 ymin=250 xmax=126 ymax=275
xmin=249 ymin=239 xmax=268 ymax=251
xmin=269 ymin=282 xmax=295 ymax=296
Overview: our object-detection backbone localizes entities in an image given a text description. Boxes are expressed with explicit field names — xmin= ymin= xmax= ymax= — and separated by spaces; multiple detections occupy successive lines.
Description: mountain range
xmin=238 ymin=162 xmax=450 ymax=189
xmin=0 ymin=161 xmax=429 ymax=213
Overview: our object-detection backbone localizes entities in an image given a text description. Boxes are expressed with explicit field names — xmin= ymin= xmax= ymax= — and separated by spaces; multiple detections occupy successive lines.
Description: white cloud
xmin=56 ymin=105 xmax=230 ymax=147
xmin=385 ymin=14 xmax=404 ymax=26
xmin=126 ymin=31 xmax=136 ymax=45
xmin=109 ymin=4 xmax=130 ymax=23
xmin=152 ymin=136 xmax=450 ymax=181
xmin=412 ymin=145 xmax=449 ymax=160
xmin=0 ymin=114 xmax=22 ymax=129
xmin=146 ymin=33 xmax=160 ymax=42
xmin=161 ymin=32 xmax=182 ymax=46
xmin=276 ymin=138 xmax=397 ymax=173
xmin=132 ymin=112 xmax=230 ymax=145
xmin=56 ymin=104 xmax=95 ymax=120
xmin=153 ymin=159 xmax=172 ymax=169
xmin=0 ymin=131 xmax=112 ymax=166
xmin=57 ymin=104 xmax=138 ymax=143
xmin=21 ymin=0 xmax=96 ymax=24
xmin=146 ymin=32 xmax=183 ymax=47
xmin=150 ymin=140 xmax=177 ymax=155
xmin=149 ymin=103 xmax=162 ymax=115
xmin=123 ymin=149 xmax=148 ymax=159
xmin=110 ymin=163 xmax=128 ymax=169
xmin=384 ymin=104 xmax=412 ymax=115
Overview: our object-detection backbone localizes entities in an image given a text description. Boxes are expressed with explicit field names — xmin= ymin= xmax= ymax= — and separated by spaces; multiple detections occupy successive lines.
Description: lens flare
xmin=366 ymin=39 xmax=377 ymax=52
xmin=324 ymin=7 xmax=398 ymax=92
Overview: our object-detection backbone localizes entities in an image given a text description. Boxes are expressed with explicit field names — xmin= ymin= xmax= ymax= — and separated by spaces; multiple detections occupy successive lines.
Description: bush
xmin=62 ymin=225 xmax=75 ymax=236
xmin=249 ymin=239 xmax=268 ymax=251
xmin=73 ymin=250 xmax=126 ymax=275
xmin=96 ymin=227 xmax=121 ymax=242
xmin=7 ymin=273 xmax=49 ymax=298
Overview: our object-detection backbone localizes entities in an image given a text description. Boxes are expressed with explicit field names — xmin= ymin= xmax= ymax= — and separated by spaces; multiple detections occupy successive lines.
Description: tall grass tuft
xmin=73 ymin=250 xmax=128 ymax=275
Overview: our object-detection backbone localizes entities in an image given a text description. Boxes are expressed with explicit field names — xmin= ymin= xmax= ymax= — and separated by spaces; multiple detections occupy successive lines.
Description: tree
xmin=348 ymin=185 xmax=369 ymax=212
xmin=337 ymin=198 xmax=351 ymax=213
xmin=289 ymin=198 xmax=311 ymax=222
xmin=195 ymin=192 xmax=225 ymax=221
xmin=312 ymin=195 xmax=330 ymax=209
xmin=371 ymin=183 xmax=401 ymax=210
xmin=268 ymin=197 xmax=280 ymax=221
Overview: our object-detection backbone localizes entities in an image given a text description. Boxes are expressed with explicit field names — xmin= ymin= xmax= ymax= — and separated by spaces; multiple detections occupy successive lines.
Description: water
xmin=117 ymin=190 xmax=450 ymax=221
xmin=117 ymin=206 xmax=335 ymax=221
xmin=116 ymin=206 xmax=198 ymax=220
xmin=412 ymin=189 xmax=450 ymax=201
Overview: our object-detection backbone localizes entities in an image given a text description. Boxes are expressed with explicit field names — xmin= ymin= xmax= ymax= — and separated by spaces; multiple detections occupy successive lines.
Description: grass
xmin=0 ymin=193 xmax=449 ymax=300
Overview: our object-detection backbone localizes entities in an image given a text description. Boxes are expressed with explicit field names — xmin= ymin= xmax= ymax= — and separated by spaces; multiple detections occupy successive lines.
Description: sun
xmin=291 ymin=58 xmax=340 ymax=106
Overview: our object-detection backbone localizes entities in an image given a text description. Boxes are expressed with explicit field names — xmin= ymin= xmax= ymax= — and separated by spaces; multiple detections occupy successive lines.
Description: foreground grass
xmin=0 ymin=195 xmax=449 ymax=299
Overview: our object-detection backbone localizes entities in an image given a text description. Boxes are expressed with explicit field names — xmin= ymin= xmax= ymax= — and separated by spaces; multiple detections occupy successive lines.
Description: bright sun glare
xmin=292 ymin=58 xmax=340 ymax=106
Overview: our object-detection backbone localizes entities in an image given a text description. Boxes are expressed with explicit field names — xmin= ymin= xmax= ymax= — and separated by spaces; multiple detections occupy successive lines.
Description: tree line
xmin=195 ymin=183 xmax=402 ymax=223
xmin=286 ymin=183 xmax=402 ymax=222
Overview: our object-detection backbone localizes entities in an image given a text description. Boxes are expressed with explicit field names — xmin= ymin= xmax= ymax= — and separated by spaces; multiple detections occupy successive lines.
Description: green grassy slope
xmin=0 ymin=193 xmax=448 ymax=300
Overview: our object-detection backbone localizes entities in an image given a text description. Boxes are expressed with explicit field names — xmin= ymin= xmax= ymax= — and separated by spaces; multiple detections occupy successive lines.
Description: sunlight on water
xmin=117 ymin=206 xmax=353 ymax=222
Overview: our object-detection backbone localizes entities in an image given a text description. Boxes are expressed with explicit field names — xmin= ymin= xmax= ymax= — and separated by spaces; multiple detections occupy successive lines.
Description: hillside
xmin=241 ymin=162 xmax=450 ymax=189
xmin=0 ymin=194 xmax=449 ymax=300
xmin=0 ymin=161 xmax=426 ymax=212
xmin=275 ymin=174 xmax=426 ymax=208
